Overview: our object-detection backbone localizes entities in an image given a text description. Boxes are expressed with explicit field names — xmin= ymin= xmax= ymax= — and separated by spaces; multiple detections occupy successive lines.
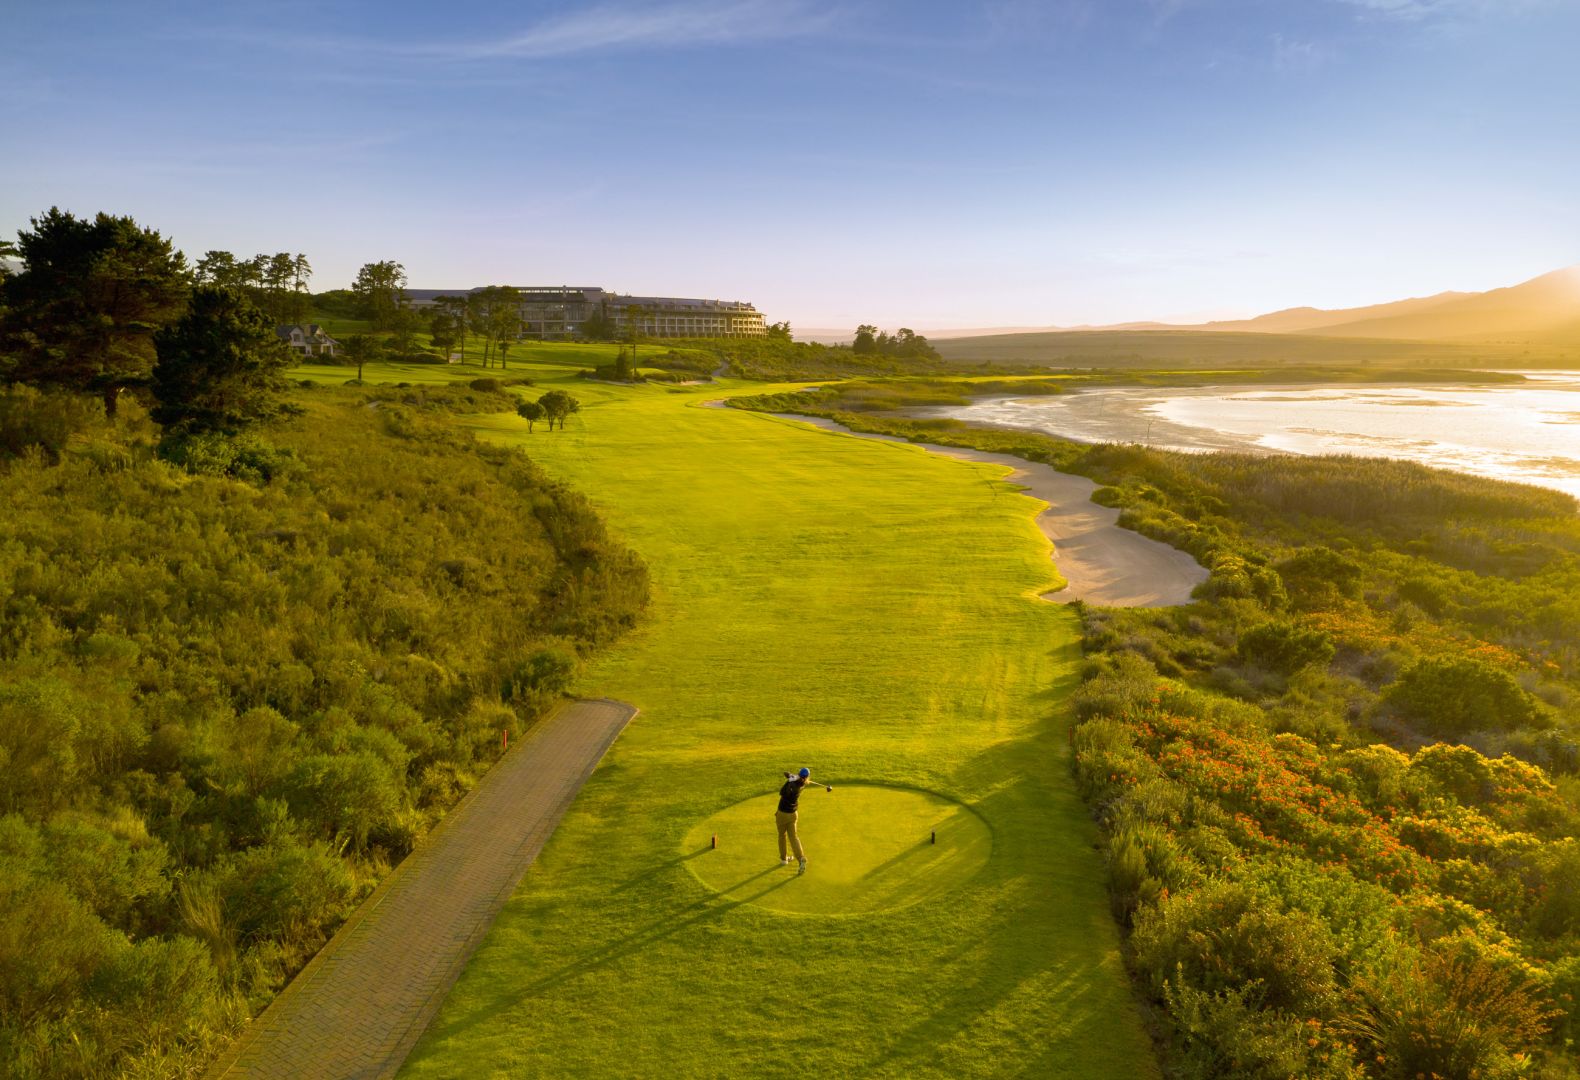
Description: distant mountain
xmin=1300 ymin=267 xmax=1580 ymax=343
xmin=1175 ymin=267 xmax=1580 ymax=343
xmin=1195 ymin=290 xmax=1474 ymax=335
xmin=934 ymin=266 xmax=1580 ymax=347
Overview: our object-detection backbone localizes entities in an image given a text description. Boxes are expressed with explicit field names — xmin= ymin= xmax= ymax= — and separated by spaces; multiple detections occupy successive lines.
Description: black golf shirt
xmin=778 ymin=777 xmax=809 ymax=813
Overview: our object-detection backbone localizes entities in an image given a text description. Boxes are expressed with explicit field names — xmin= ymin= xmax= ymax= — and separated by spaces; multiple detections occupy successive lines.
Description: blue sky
xmin=3 ymin=0 xmax=1577 ymax=329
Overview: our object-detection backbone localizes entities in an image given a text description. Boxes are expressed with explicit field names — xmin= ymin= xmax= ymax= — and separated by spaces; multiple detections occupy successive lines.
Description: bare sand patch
xmin=771 ymin=413 xmax=1207 ymax=607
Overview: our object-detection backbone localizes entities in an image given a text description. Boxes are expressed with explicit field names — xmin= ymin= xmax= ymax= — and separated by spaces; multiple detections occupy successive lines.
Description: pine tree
xmin=150 ymin=286 xmax=292 ymax=434
xmin=1 ymin=208 xmax=190 ymax=415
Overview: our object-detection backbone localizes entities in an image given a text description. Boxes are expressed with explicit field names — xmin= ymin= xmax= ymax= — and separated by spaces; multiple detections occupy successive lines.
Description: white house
xmin=275 ymin=324 xmax=339 ymax=357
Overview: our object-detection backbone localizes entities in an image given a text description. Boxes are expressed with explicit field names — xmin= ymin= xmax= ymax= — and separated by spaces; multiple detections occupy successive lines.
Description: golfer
xmin=776 ymin=767 xmax=830 ymax=874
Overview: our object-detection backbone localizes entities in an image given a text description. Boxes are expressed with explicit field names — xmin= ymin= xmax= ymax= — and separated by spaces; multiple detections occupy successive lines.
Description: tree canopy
xmin=194 ymin=250 xmax=312 ymax=324
xmin=351 ymin=261 xmax=407 ymax=330
xmin=851 ymin=325 xmax=938 ymax=360
xmin=150 ymin=286 xmax=293 ymax=435
xmin=516 ymin=399 xmax=545 ymax=431
xmin=537 ymin=389 xmax=581 ymax=430
xmin=0 ymin=208 xmax=190 ymax=414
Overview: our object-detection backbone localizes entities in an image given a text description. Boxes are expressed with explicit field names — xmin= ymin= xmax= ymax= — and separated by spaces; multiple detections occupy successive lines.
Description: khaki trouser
xmin=776 ymin=810 xmax=805 ymax=861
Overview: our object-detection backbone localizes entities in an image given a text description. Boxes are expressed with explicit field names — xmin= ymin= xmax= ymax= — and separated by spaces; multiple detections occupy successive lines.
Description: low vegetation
xmin=0 ymin=388 xmax=647 ymax=1078
xmin=736 ymin=384 xmax=1580 ymax=1078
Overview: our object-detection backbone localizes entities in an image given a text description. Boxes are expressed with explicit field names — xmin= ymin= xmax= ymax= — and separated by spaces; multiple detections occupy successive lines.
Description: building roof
xmin=405 ymin=286 xmax=758 ymax=313
xmin=275 ymin=323 xmax=337 ymax=342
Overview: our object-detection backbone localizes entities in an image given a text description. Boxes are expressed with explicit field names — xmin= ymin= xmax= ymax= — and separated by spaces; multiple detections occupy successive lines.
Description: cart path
xmin=205 ymin=698 xmax=638 ymax=1080
xmin=766 ymin=412 xmax=1208 ymax=607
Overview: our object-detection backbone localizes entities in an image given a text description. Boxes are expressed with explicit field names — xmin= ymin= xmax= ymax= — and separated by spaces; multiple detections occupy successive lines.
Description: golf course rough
xmin=387 ymin=365 xmax=1160 ymax=1079
xmin=686 ymin=784 xmax=992 ymax=915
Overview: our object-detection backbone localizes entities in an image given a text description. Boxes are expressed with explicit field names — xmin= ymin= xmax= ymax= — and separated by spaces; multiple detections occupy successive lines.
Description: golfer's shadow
xmin=608 ymin=847 xmax=709 ymax=893
xmin=855 ymin=836 xmax=930 ymax=884
xmin=491 ymin=866 xmax=791 ymax=1004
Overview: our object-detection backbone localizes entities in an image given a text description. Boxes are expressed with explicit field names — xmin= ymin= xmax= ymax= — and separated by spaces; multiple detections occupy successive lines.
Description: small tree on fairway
xmin=537 ymin=389 xmax=580 ymax=430
xmin=389 ymin=303 xmax=421 ymax=356
xmin=515 ymin=400 xmax=544 ymax=432
xmin=468 ymin=285 xmax=520 ymax=368
xmin=623 ymin=304 xmax=650 ymax=367
xmin=433 ymin=296 xmax=469 ymax=362
xmin=151 ymin=286 xmax=292 ymax=434
xmin=497 ymin=339 xmax=513 ymax=369
xmin=341 ymin=334 xmax=381 ymax=383
xmin=580 ymin=300 xmax=614 ymax=341
xmin=429 ymin=311 xmax=460 ymax=356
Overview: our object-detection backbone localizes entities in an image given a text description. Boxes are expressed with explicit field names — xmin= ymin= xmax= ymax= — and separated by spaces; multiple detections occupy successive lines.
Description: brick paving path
xmin=205 ymin=698 xmax=637 ymax=1080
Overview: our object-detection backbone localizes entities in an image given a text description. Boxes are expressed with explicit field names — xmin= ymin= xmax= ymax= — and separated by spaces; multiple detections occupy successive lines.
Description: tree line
xmin=0 ymin=208 xmax=289 ymax=438
xmin=852 ymin=324 xmax=940 ymax=360
xmin=193 ymin=250 xmax=312 ymax=325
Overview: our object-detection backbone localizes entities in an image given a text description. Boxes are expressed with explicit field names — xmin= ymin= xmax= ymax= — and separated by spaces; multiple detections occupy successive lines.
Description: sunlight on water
xmin=942 ymin=373 xmax=1580 ymax=498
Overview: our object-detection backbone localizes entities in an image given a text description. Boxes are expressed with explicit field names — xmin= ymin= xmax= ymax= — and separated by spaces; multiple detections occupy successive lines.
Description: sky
xmin=3 ymin=0 xmax=1578 ymax=330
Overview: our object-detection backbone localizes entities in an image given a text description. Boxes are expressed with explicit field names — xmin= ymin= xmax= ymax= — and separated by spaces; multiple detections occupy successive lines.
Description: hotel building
xmin=408 ymin=286 xmax=767 ymax=340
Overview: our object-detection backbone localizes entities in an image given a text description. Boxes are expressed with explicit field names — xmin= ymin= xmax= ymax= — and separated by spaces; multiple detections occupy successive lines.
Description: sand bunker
xmin=773 ymin=414 xmax=1207 ymax=607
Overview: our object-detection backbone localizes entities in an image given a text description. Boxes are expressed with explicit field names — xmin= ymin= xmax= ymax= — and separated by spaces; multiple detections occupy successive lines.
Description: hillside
xmin=1197 ymin=290 xmax=1472 ymax=334
xmin=928 ymin=328 xmax=1573 ymax=368
xmin=935 ymin=266 xmax=1580 ymax=362
xmin=1309 ymin=266 xmax=1580 ymax=342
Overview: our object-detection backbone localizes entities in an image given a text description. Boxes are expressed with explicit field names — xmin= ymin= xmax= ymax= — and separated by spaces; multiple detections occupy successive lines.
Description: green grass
xmin=686 ymin=785 xmax=993 ymax=916
xmin=396 ymin=375 xmax=1159 ymax=1078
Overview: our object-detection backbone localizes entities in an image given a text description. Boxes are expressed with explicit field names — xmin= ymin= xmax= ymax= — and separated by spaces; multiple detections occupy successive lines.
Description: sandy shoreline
xmin=758 ymin=410 xmax=1208 ymax=607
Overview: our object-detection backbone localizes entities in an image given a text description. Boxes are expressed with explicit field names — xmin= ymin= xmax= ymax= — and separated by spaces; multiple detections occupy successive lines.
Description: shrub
xmin=1385 ymin=655 xmax=1538 ymax=736
xmin=1340 ymin=948 xmax=1553 ymax=1080
xmin=501 ymin=645 xmax=578 ymax=712
xmin=0 ymin=384 xmax=103 ymax=461
xmin=468 ymin=377 xmax=503 ymax=392
xmin=1276 ymin=547 xmax=1363 ymax=608
xmin=156 ymin=432 xmax=298 ymax=482
xmin=1163 ymin=982 xmax=1359 ymax=1079
xmin=1237 ymin=622 xmax=1335 ymax=677
xmin=1132 ymin=881 xmax=1340 ymax=1015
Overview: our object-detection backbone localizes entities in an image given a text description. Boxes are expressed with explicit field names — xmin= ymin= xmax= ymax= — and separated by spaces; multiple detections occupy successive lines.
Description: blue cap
xmin=798 ymin=767 xmax=810 ymax=778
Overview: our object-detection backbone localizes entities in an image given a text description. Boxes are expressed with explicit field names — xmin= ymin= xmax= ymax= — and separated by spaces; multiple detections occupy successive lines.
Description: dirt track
xmin=204 ymin=698 xmax=637 ymax=1080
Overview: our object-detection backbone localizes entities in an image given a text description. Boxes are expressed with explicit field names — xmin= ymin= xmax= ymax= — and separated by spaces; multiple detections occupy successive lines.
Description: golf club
xmin=785 ymin=771 xmax=833 ymax=792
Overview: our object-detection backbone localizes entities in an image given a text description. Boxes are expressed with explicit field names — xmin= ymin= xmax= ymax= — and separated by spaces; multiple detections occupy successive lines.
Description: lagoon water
xmin=938 ymin=373 xmax=1580 ymax=499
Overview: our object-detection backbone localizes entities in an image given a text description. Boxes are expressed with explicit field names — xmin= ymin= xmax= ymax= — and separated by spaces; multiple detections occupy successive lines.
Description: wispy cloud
xmin=405 ymin=0 xmax=836 ymax=61
xmin=1271 ymin=33 xmax=1329 ymax=71
xmin=1334 ymin=0 xmax=1553 ymax=20
xmin=171 ymin=0 xmax=836 ymax=66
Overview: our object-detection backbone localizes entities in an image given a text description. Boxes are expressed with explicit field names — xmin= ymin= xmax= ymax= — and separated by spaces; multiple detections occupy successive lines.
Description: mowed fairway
xmin=397 ymin=374 xmax=1159 ymax=1078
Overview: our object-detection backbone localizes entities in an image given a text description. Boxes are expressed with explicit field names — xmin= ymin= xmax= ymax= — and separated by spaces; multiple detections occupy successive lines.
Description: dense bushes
xmin=1387 ymin=656 xmax=1541 ymax=736
xmin=1074 ymin=668 xmax=1570 ymax=1076
xmin=0 ymin=389 xmax=647 ymax=1077
xmin=1238 ymin=622 xmax=1336 ymax=676
xmin=0 ymin=384 xmax=105 ymax=461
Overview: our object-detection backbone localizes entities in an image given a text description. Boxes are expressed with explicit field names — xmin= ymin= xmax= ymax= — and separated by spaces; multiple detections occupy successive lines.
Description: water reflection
xmin=938 ymin=374 xmax=1580 ymax=498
